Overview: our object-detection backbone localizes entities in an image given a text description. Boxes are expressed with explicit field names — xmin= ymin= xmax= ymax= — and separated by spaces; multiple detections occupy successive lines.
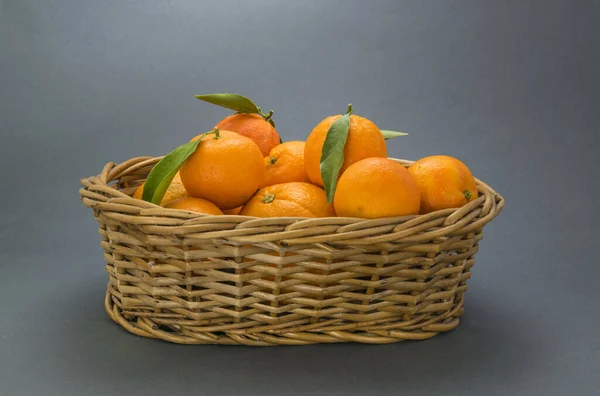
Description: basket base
xmin=104 ymin=292 xmax=463 ymax=346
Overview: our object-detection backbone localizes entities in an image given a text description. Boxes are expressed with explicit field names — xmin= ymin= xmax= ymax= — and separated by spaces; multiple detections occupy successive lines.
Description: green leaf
xmin=380 ymin=130 xmax=409 ymax=140
xmin=320 ymin=113 xmax=351 ymax=203
xmin=195 ymin=93 xmax=261 ymax=114
xmin=142 ymin=137 xmax=203 ymax=204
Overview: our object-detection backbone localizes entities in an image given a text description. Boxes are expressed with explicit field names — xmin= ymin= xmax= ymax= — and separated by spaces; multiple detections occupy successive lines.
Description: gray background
xmin=1 ymin=0 xmax=598 ymax=395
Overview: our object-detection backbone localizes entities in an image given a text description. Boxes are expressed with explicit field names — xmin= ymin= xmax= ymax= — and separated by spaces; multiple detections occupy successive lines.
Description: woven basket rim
xmin=80 ymin=156 xmax=505 ymax=224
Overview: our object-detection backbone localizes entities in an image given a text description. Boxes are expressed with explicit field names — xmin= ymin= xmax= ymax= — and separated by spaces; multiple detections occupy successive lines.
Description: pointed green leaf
xmin=380 ymin=130 xmax=409 ymax=140
xmin=195 ymin=93 xmax=261 ymax=114
xmin=320 ymin=114 xmax=351 ymax=203
xmin=142 ymin=136 xmax=204 ymax=204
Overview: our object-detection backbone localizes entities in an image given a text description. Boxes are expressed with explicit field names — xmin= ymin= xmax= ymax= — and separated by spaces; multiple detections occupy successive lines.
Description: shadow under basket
xmin=80 ymin=156 xmax=504 ymax=346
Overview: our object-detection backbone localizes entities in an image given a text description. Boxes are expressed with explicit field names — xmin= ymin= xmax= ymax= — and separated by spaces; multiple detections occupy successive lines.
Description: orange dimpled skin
xmin=240 ymin=182 xmax=336 ymax=218
xmin=181 ymin=130 xmax=264 ymax=210
xmin=215 ymin=113 xmax=281 ymax=157
xmin=304 ymin=114 xmax=387 ymax=187
xmin=334 ymin=158 xmax=420 ymax=218
xmin=408 ymin=155 xmax=478 ymax=214
xmin=262 ymin=141 xmax=309 ymax=188
xmin=164 ymin=197 xmax=223 ymax=215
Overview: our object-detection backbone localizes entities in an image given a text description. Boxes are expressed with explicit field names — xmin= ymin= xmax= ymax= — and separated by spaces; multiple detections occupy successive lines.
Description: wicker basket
xmin=80 ymin=156 xmax=504 ymax=345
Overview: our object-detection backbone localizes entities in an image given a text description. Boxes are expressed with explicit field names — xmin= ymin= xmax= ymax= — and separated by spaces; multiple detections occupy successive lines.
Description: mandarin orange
xmin=304 ymin=114 xmax=387 ymax=187
xmin=181 ymin=129 xmax=264 ymax=210
xmin=240 ymin=182 xmax=335 ymax=218
xmin=261 ymin=141 xmax=309 ymax=188
xmin=334 ymin=157 xmax=420 ymax=218
xmin=164 ymin=197 xmax=223 ymax=215
xmin=133 ymin=171 xmax=190 ymax=206
xmin=215 ymin=113 xmax=280 ymax=157
xmin=223 ymin=206 xmax=243 ymax=215
xmin=408 ymin=155 xmax=478 ymax=214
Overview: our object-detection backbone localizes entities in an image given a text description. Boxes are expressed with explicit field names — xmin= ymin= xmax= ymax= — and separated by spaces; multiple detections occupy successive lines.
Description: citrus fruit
xmin=334 ymin=157 xmax=420 ymax=218
xmin=180 ymin=129 xmax=264 ymax=210
xmin=304 ymin=114 xmax=387 ymax=187
xmin=164 ymin=197 xmax=223 ymax=215
xmin=215 ymin=113 xmax=280 ymax=157
xmin=240 ymin=182 xmax=335 ymax=218
xmin=408 ymin=155 xmax=478 ymax=214
xmin=261 ymin=141 xmax=309 ymax=188
xmin=133 ymin=171 xmax=190 ymax=205
xmin=223 ymin=206 xmax=243 ymax=215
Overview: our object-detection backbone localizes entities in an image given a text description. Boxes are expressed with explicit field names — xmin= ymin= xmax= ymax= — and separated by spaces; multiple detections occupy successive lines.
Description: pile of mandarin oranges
xmin=134 ymin=94 xmax=478 ymax=219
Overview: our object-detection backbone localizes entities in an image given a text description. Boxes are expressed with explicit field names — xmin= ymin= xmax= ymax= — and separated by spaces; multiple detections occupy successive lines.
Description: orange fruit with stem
xmin=180 ymin=129 xmax=264 ymax=210
xmin=261 ymin=141 xmax=309 ymax=188
xmin=133 ymin=171 xmax=190 ymax=205
xmin=240 ymin=182 xmax=335 ymax=218
xmin=215 ymin=113 xmax=281 ymax=157
xmin=408 ymin=155 xmax=478 ymax=214
xmin=334 ymin=157 xmax=420 ymax=218
xmin=304 ymin=113 xmax=387 ymax=187
xmin=164 ymin=197 xmax=223 ymax=215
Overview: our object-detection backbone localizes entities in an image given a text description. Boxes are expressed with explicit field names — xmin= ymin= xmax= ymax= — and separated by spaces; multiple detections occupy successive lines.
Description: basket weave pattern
xmin=80 ymin=157 xmax=504 ymax=345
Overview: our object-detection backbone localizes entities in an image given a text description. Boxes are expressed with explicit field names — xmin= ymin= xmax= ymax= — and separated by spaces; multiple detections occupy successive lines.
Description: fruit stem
xmin=464 ymin=190 xmax=471 ymax=200
xmin=269 ymin=156 xmax=277 ymax=165
xmin=263 ymin=109 xmax=274 ymax=122
xmin=262 ymin=194 xmax=275 ymax=203
xmin=346 ymin=104 xmax=353 ymax=115
xmin=213 ymin=127 xmax=221 ymax=139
